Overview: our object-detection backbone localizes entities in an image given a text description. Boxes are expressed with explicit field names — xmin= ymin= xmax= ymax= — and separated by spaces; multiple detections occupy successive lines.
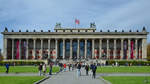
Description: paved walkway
xmin=41 ymin=68 xmax=106 ymax=84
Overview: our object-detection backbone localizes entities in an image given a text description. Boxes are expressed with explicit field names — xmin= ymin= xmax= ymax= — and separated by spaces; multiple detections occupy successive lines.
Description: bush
xmin=0 ymin=60 xmax=45 ymax=66
xmin=106 ymin=60 xmax=150 ymax=66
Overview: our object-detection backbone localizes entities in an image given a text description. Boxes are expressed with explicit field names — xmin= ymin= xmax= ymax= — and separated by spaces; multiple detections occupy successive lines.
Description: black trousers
xmin=92 ymin=71 xmax=96 ymax=78
xmin=6 ymin=68 xmax=9 ymax=73
xmin=86 ymin=70 xmax=88 ymax=75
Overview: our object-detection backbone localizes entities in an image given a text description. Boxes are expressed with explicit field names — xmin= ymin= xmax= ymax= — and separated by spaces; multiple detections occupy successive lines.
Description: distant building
xmin=1 ymin=23 xmax=149 ymax=62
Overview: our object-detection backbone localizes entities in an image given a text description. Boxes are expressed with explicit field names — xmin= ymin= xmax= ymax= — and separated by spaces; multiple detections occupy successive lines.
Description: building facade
xmin=1 ymin=24 xmax=149 ymax=62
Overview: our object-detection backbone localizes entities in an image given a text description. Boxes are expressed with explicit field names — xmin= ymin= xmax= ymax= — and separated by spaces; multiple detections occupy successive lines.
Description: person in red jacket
xmin=64 ymin=63 xmax=66 ymax=72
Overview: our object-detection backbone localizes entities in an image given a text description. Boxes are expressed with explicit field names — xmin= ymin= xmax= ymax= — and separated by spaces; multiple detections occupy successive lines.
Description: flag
xmin=75 ymin=19 xmax=80 ymax=24
xmin=131 ymin=41 xmax=134 ymax=59
xmin=16 ymin=41 xmax=20 ymax=59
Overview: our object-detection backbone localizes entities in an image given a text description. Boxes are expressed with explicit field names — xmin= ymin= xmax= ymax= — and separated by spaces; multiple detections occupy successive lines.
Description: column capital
xmin=128 ymin=38 xmax=132 ymax=40
xmin=26 ymin=38 xmax=29 ymax=40
xmin=135 ymin=38 xmax=139 ymax=40
xmin=55 ymin=38 xmax=59 ymax=40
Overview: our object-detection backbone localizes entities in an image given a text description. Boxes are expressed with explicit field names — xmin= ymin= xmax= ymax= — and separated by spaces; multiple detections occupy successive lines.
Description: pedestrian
xmin=49 ymin=62 xmax=53 ymax=75
xmin=72 ymin=63 xmax=75 ymax=71
xmin=38 ymin=63 xmax=43 ymax=76
xmin=68 ymin=63 xmax=71 ymax=71
xmin=64 ymin=63 xmax=66 ymax=72
xmin=77 ymin=62 xmax=81 ymax=77
xmin=43 ymin=63 xmax=47 ymax=75
xmin=91 ymin=63 xmax=97 ymax=79
xmin=59 ymin=62 xmax=63 ymax=72
xmin=85 ymin=63 xmax=89 ymax=76
xmin=5 ymin=63 xmax=9 ymax=74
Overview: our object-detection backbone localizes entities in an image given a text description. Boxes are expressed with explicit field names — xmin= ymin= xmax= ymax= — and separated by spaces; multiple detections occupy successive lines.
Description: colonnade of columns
xmin=3 ymin=38 xmax=147 ymax=60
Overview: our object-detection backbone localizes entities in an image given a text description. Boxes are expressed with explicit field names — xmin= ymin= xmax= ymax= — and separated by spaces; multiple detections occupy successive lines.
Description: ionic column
xmin=135 ymin=39 xmax=138 ymax=59
xmin=114 ymin=39 xmax=116 ymax=59
xmin=99 ymin=39 xmax=102 ymax=59
xmin=107 ymin=39 xmax=109 ymax=58
xmin=48 ymin=39 xmax=51 ymax=59
xmin=63 ymin=39 xmax=65 ymax=59
xmin=33 ymin=39 xmax=36 ymax=59
xmin=121 ymin=39 xmax=124 ymax=59
xmin=26 ymin=39 xmax=29 ymax=60
xmin=55 ymin=39 xmax=58 ymax=59
xmin=19 ymin=39 xmax=21 ymax=59
xmin=142 ymin=38 xmax=147 ymax=60
xmin=12 ymin=39 xmax=14 ymax=60
xmin=77 ymin=39 xmax=80 ymax=59
xmin=92 ymin=39 xmax=95 ymax=59
xmin=128 ymin=39 xmax=131 ymax=59
xmin=41 ymin=39 xmax=43 ymax=58
xmin=70 ymin=39 xmax=73 ymax=59
xmin=3 ymin=38 xmax=7 ymax=59
xmin=84 ymin=39 xmax=87 ymax=59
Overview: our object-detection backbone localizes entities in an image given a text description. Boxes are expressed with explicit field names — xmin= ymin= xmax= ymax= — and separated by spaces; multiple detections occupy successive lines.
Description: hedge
xmin=106 ymin=60 xmax=150 ymax=66
xmin=0 ymin=60 xmax=45 ymax=66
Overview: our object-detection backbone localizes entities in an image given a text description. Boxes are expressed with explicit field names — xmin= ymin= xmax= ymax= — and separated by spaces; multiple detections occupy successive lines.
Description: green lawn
xmin=0 ymin=76 xmax=44 ymax=84
xmin=97 ymin=66 xmax=150 ymax=73
xmin=0 ymin=66 xmax=59 ymax=73
xmin=102 ymin=76 xmax=150 ymax=84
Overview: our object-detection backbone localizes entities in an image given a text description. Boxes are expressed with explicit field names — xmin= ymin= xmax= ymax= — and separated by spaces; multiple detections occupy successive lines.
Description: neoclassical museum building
xmin=1 ymin=23 xmax=149 ymax=62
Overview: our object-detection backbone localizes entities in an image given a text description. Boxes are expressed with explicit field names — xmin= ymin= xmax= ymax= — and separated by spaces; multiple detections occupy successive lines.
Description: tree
xmin=147 ymin=43 xmax=150 ymax=61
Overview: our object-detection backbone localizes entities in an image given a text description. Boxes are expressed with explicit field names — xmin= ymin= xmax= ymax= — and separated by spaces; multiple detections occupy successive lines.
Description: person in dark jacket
xmin=49 ymin=62 xmax=53 ymax=75
xmin=85 ymin=63 xmax=89 ymax=76
xmin=38 ymin=63 xmax=43 ymax=76
xmin=5 ymin=63 xmax=9 ymax=74
xmin=91 ymin=63 xmax=97 ymax=79
xmin=77 ymin=62 xmax=81 ymax=77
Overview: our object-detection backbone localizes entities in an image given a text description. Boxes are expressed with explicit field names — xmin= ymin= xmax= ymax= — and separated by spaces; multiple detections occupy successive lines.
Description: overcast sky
xmin=0 ymin=0 xmax=150 ymax=51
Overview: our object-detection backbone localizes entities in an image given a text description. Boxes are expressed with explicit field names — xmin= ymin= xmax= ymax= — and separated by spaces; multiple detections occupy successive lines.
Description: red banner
xmin=131 ymin=41 xmax=134 ymax=59
xmin=16 ymin=41 xmax=19 ymax=59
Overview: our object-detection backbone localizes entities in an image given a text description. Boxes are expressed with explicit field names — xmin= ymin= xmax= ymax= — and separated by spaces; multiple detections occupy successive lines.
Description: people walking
xmin=49 ymin=62 xmax=53 ymax=75
xmin=43 ymin=63 xmax=47 ymax=75
xmin=85 ymin=63 xmax=89 ymax=76
xmin=64 ymin=63 xmax=66 ymax=72
xmin=77 ymin=62 xmax=81 ymax=77
xmin=38 ymin=63 xmax=43 ymax=76
xmin=5 ymin=63 xmax=9 ymax=74
xmin=91 ymin=63 xmax=97 ymax=79
xmin=59 ymin=62 xmax=63 ymax=72
xmin=68 ymin=63 xmax=71 ymax=71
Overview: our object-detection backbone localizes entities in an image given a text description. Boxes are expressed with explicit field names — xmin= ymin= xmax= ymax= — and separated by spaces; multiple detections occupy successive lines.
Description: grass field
xmin=0 ymin=76 xmax=44 ymax=84
xmin=0 ymin=66 xmax=59 ymax=73
xmin=102 ymin=76 xmax=150 ymax=84
xmin=97 ymin=66 xmax=150 ymax=73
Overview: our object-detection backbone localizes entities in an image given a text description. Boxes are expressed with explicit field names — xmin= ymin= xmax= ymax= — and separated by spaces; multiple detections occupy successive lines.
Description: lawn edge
xmin=100 ymin=76 xmax=112 ymax=84
xmin=34 ymin=72 xmax=60 ymax=84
